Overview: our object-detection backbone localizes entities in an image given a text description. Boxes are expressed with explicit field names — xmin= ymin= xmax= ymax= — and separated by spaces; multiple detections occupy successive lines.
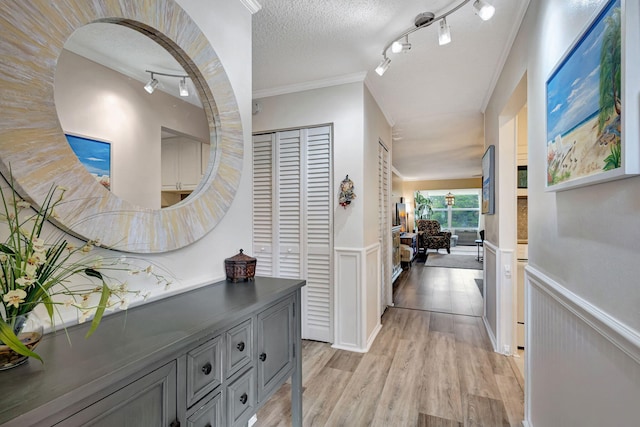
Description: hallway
xmin=256 ymin=263 xmax=525 ymax=426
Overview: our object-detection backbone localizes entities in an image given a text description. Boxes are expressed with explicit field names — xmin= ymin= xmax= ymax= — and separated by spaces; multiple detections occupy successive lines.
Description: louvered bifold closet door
xmin=378 ymin=142 xmax=390 ymax=313
xmin=276 ymin=130 xmax=302 ymax=279
xmin=252 ymin=133 xmax=275 ymax=276
xmin=303 ymin=126 xmax=333 ymax=342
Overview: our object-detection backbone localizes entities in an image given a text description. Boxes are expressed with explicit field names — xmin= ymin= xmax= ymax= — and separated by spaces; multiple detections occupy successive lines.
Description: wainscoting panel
xmin=484 ymin=241 xmax=498 ymax=351
xmin=526 ymin=266 xmax=640 ymax=426
xmin=333 ymin=245 xmax=382 ymax=353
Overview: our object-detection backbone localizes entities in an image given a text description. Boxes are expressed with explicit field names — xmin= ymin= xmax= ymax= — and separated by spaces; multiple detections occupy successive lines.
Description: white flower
xmin=16 ymin=276 xmax=35 ymax=288
xmin=16 ymin=200 xmax=30 ymax=210
xmin=0 ymin=254 xmax=7 ymax=263
xmin=31 ymin=237 xmax=45 ymax=251
xmin=3 ymin=289 xmax=27 ymax=308
xmin=25 ymin=263 xmax=37 ymax=277
xmin=63 ymin=298 xmax=75 ymax=307
xmin=78 ymin=309 xmax=92 ymax=324
xmin=81 ymin=244 xmax=93 ymax=253
xmin=92 ymin=257 xmax=103 ymax=269
xmin=144 ymin=265 xmax=153 ymax=277
xmin=118 ymin=298 xmax=130 ymax=310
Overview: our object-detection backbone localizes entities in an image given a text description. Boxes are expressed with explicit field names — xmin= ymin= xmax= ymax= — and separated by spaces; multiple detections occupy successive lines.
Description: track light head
xmin=179 ymin=78 xmax=189 ymax=97
xmin=144 ymin=75 xmax=159 ymax=94
xmin=473 ymin=0 xmax=495 ymax=21
xmin=438 ymin=18 xmax=452 ymax=45
xmin=391 ymin=36 xmax=412 ymax=53
xmin=375 ymin=57 xmax=391 ymax=76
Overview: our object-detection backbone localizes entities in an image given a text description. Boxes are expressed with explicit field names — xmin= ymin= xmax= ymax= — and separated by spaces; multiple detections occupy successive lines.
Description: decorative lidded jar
xmin=224 ymin=249 xmax=256 ymax=282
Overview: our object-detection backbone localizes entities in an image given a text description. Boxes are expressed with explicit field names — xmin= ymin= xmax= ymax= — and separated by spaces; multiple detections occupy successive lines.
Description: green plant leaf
xmin=84 ymin=268 xmax=103 ymax=280
xmin=86 ymin=283 xmax=110 ymax=338
xmin=0 ymin=244 xmax=16 ymax=255
xmin=0 ymin=319 xmax=43 ymax=363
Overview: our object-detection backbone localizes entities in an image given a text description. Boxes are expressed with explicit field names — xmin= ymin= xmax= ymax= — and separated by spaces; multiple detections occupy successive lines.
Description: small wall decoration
xmin=482 ymin=145 xmax=495 ymax=215
xmin=545 ymin=0 xmax=639 ymax=191
xmin=65 ymin=134 xmax=112 ymax=191
xmin=339 ymin=175 xmax=356 ymax=208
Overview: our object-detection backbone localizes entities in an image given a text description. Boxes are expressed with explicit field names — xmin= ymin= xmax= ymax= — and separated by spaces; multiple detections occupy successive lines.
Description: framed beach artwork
xmin=482 ymin=145 xmax=495 ymax=215
xmin=65 ymin=134 xmax=112 ymax=191
xmin=546 ymin=0 xmax=640 ymax=191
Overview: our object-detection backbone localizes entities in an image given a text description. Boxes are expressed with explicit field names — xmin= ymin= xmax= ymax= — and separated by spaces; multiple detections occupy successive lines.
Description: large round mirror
xmin=0 ymin=0 xmax=243 ymax=253
xmin=55 ymin=23 xmax=210 ymax=209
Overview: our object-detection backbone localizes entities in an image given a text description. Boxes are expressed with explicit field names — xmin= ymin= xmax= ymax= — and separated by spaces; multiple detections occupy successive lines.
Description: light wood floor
xmin=256 ymin=263 xmax=525 ymax=426
xmin=393 ymin=257 xmax=483 ymax=317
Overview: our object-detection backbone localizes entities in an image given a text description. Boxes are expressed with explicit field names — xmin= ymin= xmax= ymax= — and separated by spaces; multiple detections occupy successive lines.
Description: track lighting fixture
xmin=375 ymin=56 xmax=391 ymax=76
xmin=143 ymin=70 xmax=190 ymax=97
xmin=179 ymin=77 xmax=189 ymax=97
xmin=438 ymin=18 xmax=452 ymax=46
xmin=391 ymin=36 xmax=411 ymax=54
xmin=473 ymin=0 xmax=495 ymax=21
xmin=375 ymin=0 xmax=495 ymax=75
xmin=144 ymin=74 xmax=159 ymax=94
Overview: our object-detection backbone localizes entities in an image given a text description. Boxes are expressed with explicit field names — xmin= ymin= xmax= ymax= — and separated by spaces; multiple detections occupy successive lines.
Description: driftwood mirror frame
xmin=0 ymin=0 xmax=243 ymax=253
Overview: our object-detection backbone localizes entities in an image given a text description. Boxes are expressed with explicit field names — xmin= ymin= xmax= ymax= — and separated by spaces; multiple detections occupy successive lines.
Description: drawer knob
xmin=259 ymin=352 xmax=267 ymax=362
xmin=240 ymin=393 xmax=248 ymax=405
xmin=201 ymin=362 xmax=212 ymax=375
xmin=236 ymin=342 xmax=245 ymax=352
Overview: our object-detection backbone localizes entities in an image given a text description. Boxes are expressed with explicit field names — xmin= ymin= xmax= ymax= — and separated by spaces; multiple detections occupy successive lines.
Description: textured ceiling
xmin=253 ymin=0 xmax=530 ymax=181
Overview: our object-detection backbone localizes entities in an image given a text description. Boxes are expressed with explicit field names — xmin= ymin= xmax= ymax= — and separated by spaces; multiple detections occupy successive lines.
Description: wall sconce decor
xmin=339 ymin=175 xmax=356 ymax=208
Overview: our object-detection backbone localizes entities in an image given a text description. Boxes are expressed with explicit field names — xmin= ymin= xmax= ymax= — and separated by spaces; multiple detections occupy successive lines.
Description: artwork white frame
xmin=545 ymin=0 xmax=639 ymax=192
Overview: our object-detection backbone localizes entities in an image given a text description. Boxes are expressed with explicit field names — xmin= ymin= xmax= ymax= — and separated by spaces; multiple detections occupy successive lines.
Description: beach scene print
xmin=546 ymin=0 xmax=621 ymax=187
xmin=66 ymin=134 xmax=111 ymax=191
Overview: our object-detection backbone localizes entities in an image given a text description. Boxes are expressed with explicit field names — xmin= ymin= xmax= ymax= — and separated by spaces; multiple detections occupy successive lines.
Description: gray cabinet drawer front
xmin=226 ymin=368 xmax=256 ymax=427
xmin=187 ymin=392 xmax=222 ymax=427
xmin=257 ymin=296 xmax=294 ymax=402
xmin=56 ymin=361 xmax=177 ymax=427
xmin=187 ymin=335 xmax=223 ymax=408
xmin=226 ymin=318 xmax=253 ymax=378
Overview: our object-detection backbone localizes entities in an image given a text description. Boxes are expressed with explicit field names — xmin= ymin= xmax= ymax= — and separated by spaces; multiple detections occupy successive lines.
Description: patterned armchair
xmin=417 ymin=219 xmax=451 ymax=254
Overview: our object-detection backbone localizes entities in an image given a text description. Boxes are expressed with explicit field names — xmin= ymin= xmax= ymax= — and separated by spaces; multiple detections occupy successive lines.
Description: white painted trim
xmin=333 ymin=245 xmax=382 ymax=353
xmin=366 ymin=323 xmax=383 ymax=351
xmin=482 ymin=315 xmax=498 ymax=352
xmin=526 ymin=265 xmax=640 ymax=365
xmin=364 ymin=75 xmax=395 ymax=127
xmin=238 ymin=0 xmax=261 ymax=14
xmin=253 ymin=72 xmax=367 ymax=99
xmin=480 ymin=0 xmax=531 ymax=112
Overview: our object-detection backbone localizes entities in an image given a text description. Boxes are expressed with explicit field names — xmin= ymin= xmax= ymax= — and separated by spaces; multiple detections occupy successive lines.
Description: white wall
xmin=55 ymin=50 xmax=209 ymax=210
xmin=253 ymin=82 xmax=365 ymax=248
xmin=253 ymin=81 xmax=391 ymax=350
xmin=486 ymin=0 xmax=640 ymax=424
xmin=6 ymin=0 xmax=254 ymax=329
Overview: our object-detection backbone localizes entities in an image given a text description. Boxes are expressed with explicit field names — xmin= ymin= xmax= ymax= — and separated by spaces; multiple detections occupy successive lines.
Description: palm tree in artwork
xmin=598 ymin=6 xmax=621 ymax=170
xmin=598 ymin=6 xmax=621 ymax=133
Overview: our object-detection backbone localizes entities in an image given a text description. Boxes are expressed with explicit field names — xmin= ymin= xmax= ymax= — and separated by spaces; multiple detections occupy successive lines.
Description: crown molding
xmin=253 ymin=71 xmax=367 ymax=99
xmin=364 ymin=74 xmax=395 ymax=128
xmin=239 ymin=0 xmax=261 ymax=14
xmin=480 ymin=0 xmax=531 ymax=112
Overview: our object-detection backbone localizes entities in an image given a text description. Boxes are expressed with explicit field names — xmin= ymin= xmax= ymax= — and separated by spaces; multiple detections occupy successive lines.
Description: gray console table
xmin=0 ymin=277 xmax=305 ymax=427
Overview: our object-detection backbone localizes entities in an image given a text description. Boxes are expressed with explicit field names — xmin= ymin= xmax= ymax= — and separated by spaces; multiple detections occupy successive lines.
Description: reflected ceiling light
xmin=144 ymin=73 xmax=159 ymax=94
xmin=438 ymin=18 xmax=452 ymax=45
xmin=144 ymin=70 xmax=190 ymax=97
xmin=375 ymin=56 xmax=391 ymax=76
xmin=179 ymin=78 xmax=189 ymax=97
xmin=473 ymin=0 xmax=495 ymax=21
xmin=375 ymin=0 xmax=495 ymax=75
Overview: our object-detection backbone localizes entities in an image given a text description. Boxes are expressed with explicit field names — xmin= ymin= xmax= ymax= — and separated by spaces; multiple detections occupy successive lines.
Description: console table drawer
xmin=186 ymin=335 xmax=223 ymax=408
xmin=187 ymin=392 xmax=222 ymax=427
xmin=226 ymin=318 xmax=253 ymax=378
xmin=227 ymin=368 xmax=256 ymax=427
